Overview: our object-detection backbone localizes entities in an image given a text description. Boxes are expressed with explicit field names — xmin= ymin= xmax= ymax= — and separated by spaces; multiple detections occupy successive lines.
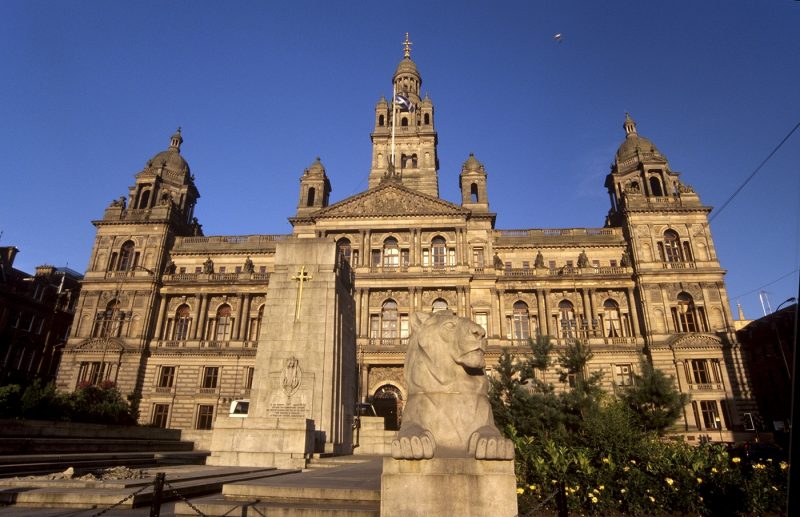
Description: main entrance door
xmin=372 ymin=384 xmax=402 ymax=431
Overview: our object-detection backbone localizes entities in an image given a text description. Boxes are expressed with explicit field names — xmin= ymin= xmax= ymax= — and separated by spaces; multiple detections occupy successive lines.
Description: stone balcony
xmin=153 ymin=339 xmax=258 ymax=351
xmin=162 ymin=272 xmax=271 ymax=284
xmin=172 ymin=234 xmax=287 ymax=253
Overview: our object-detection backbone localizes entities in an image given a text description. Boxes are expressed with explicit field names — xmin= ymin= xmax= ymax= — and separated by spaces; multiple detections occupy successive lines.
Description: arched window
xmin=173 ymin=304 xmax=191 ymax=340
xmin=383 ymin=237 xmax=399 ymax=268
xmin=432 ymin=299 xmax=448 ymax=313
xmin=512 ymin=301 xmax=530 ymax=340
xmin=424 ymin=113 xmax=430 ymax=125
xmin=663 ymin=230 xmax=683 ymax=263
xmin=215 ymin=304 xmax=232 ymax=341
xmin=431 ymin=236 xmax=446 ymax=267
xmin=602 ymin=299 xmax=622 ymax=338
xmin=411 ymin=154 xmax=418 ymax=167
xmin=249 ymin=305 xmax=264 ymax=341
xmin=138 ymin=190 xmax=151 ymax=209
xmin=470 ymin=183 xmax=479 ymax=203
xmin=381 ymin=300 xmax=398 ymax=338
xmin=117 ymin=241 xmax=136 ymax=271
xmin=379 ymin=115 xmax=385 ymax=126
xmin=306 ymin=187 xmax=316 ymax=207
xmin=401 ymin=117 xmax=408 ymax=127
xmin=94 ymin=299 xmax=122 ymax=338
xmin=337 ymin=238 xmax=352 ymax=264
xmin=672 ymin=292 xmax=706 ymax=333
xmin=649 ymin=176 xmax=663 ymax=196
xmin=558 ymin=300 xmax=576 ymax=338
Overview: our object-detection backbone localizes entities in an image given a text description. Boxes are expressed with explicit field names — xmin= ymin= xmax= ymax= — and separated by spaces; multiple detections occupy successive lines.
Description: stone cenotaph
xmin=380 ymin=311 xmax=518 ymax=517
xmin=208 ymin=238 xmax=356 ymax=468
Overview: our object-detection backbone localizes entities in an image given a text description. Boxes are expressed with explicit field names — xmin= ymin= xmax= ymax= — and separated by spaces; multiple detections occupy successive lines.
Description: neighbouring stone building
xmin=1 ymin=246 xmax=82 ymax=384
xmin=55 ymin=41 xmax=756 ymax=447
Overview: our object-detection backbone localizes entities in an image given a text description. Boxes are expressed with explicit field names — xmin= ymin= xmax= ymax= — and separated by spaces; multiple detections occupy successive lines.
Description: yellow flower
xmin=711 ymin=467 xmax=718 ymax=473
xmin=602 ymin=457 xmax=610 ymax=464
xmin=529 ymin=484 xmax=536 ymax=491
xmin=623 ymin=466 xmax=630 ymax=472
xmin=516 ymin=487 xmax=524 ymax=495
xmin=754 ymin=463 xmax=766 ymax=470
xmin=551 ymin=479 xmax=557 ymax=485
xmin=772 ymin=486 xmax=779 ymax=491
xmin=630 ymin=459 xmax=637 ymax=465
xmin=620 ymin=488 xmax=627 ymax=494
xmin=780 ymin=462 xmax=789 ymax=470
xmin=767 ymin=458 xmax=773 ymax=462
xmin=665 ymin=477 xmax=674 ymax=486
xmin=599 ymin=485 xmax=605 ymax=491
xmin=649 ymin=496 xmax=656 ymax=503
xmin=696 ymin=477 xmax=703 ymax=484
xmin=732 ymin=457 xmax=741 ymax=464
xmin=590 ymin=496 xmax=598 ymax=504
xmin=593 ymin=488 xmax=599 ymax=494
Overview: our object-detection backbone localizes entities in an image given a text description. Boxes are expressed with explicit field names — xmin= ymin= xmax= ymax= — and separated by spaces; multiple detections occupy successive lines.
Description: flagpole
xmin=390 ymin=82 xmax=397 ymax=168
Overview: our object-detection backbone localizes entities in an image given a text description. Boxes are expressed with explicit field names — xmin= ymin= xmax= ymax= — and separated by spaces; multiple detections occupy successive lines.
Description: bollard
xmin=150 ymin=472 xmax=166 ymax=517
xmin=556 ymin=480 xmax=568 ymax=517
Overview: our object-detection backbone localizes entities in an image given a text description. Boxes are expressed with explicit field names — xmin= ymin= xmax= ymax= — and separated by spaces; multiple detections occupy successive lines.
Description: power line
xmin=732 ymin=268 xmax=800 ymax=300
xmin=709 ymin=120 xmax=800 ymax=223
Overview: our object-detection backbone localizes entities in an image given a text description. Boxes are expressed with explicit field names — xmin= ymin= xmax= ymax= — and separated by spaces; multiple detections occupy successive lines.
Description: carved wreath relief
xmin=280 ymin=356 xmax=302 ymax=398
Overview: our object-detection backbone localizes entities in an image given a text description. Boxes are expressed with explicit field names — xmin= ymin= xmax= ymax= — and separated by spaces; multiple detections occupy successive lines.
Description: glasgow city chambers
xmin=55 ymin=42 xmax=756 ymax=447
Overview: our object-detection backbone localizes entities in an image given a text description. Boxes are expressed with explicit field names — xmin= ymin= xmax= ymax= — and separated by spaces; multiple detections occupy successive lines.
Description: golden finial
xmin=403 ymin=32 xmax=413 ymax=59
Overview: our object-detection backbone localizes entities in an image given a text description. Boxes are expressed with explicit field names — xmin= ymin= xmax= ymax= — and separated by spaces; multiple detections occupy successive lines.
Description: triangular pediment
xmin=313 ymin=183 xmax=469 ymax=219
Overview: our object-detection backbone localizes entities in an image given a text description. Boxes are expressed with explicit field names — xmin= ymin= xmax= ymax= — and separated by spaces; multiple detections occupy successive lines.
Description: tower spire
xmin=170 ymin=127 xmax=183 ymax=151
xmin=403 ymin=32 xmax=413 ymax=59
xmin=623 ymin=113 xmax=637 ymax=137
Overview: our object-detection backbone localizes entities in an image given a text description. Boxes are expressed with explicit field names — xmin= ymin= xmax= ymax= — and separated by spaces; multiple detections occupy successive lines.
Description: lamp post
xmin=715 ymin=416 xmax=723 ymax=442
xmin=773 ymin=297 xmax=797 ymax=381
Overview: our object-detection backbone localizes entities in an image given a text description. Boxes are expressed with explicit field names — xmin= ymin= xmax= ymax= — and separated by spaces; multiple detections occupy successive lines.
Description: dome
xmin=304 ymin=157 xmax=326 ymax=176
xmin=146 ymin=128 xmax=190 ymax=173
xmin=393 ymin=57 xmax=420 ymax=80
xmin=462 ymin=153 xmax=485 ymax=174
xmin=615 ymin=114 xmax=663 ymax=162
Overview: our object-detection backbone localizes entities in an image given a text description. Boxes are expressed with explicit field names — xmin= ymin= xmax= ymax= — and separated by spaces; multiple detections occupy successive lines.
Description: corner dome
xmin=462 ymin=153 xmax=485 ymax=174
xmin=615 ymin=114 xmax=664 ymax=162
xmin=146 ymin=128 xmax=190 ymax=174
xmin=304 ymin=157 xmax=326 ymax=176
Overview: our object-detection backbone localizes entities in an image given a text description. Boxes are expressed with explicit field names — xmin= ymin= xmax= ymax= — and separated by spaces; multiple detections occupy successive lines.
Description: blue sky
xmin=1 ymin=1 xmax=798 ymax=319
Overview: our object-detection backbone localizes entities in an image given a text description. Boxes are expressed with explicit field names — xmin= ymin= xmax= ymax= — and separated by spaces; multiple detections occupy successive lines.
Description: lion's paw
xmin=468 ymin=430 xmax=515 ymax=460
xmin=391 ymin=429 xmax=435 ymax=460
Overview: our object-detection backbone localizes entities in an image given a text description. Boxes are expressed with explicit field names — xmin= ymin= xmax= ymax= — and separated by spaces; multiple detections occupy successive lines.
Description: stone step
xmin=0 ymin=451 xmax=209 ymax=477
xmin=0 ymin=437 xmax=194 ymax=455
xmin=175 ymin=494 xmax=380 ymax=517
xmin=0 ymin=466 xmax=295 ymax=509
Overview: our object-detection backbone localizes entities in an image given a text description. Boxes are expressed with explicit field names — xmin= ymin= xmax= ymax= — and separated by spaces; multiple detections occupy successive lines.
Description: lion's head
xmin=405 ymin=311 xmax=487 ymax=388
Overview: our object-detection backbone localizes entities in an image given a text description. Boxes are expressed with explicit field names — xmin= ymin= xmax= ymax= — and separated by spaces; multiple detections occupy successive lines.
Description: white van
xmin=229 ymin=399 xmax=249 ymax=417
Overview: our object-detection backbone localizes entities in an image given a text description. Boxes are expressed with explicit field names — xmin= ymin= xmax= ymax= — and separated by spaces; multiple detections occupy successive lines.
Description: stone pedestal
xmin=208 ymin=238 xmax=356 ymax=468
xmin=380 ymin=457 xmax=518 ymax=517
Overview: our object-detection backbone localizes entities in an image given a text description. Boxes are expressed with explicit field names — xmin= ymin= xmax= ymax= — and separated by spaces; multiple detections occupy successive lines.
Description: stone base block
xmin=381 ymin=457 xmax=517 ymax=517
xmin=207 ymin=416 xmax=314 ymax=469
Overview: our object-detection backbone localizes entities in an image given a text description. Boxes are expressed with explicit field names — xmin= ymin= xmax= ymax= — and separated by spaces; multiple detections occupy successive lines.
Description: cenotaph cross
xmin=291 ymin=266 xmax=313 ymax=321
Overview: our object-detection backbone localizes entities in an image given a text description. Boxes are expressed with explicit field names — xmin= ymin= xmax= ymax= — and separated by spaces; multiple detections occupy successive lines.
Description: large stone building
xmin=56 ymin=42 xmax=756 ymax=447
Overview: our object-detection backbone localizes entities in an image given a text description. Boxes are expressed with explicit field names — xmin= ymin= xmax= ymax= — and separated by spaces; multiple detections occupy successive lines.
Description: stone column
xmin=542 ymin=289 xmax=551 ymax=336
xmin=361 ymin=289 xmax=370 ymax=337
xmin=364 ymin=230 xmax=371 ymax=267
xmin=410 ymin=230 xmax=417 ymax=266
xmin=193 ymin=294 xmax=206 ymax=340
xmin=464 ymin=286 xmax=471 ymax=319
xmin=233 ymin=294 xmax=244 ymax=340
xmin=535 ymin=290 xmax=545 ymax=336
xmin=626 ymin=288 xmax=641 ymax=336
xmin=497 ymin=289 xmax=506 ymax=339
xmin=154 ymin=296 xmax=168 ymax=340
xmin=239 ymin=295 xmax=251 ymax=340
xmin=195 ymin=294 xmax=208 ymax=340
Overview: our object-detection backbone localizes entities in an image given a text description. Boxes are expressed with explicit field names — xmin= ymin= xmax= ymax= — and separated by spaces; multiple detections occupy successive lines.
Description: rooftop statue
xmin=391 ymin=311 xmax=514 ymax=460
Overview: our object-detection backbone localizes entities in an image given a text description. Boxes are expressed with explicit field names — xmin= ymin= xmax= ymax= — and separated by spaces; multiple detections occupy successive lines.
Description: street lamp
xmin=773 ymin=297 xmax=797 ymax=381
xmin=715 ymin=416 xmax=723 ymax=442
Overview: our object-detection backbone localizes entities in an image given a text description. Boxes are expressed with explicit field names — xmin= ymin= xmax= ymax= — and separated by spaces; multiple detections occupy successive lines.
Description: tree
xmin=620 ymin=361 xmax=688 ymax=434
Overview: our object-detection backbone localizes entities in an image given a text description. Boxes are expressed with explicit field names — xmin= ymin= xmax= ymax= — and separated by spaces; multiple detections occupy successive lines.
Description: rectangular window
xmin=522 ymin=261 xmax=530 ymax=270
xmin=700 ymin=400 xmax=720 ymax=430
xmin=592 ymin=260 xmax=600 ymax=268
xmin=448 ymin=248 xmax=456 ymax=266
xmin=610 ymin=260 xmax=617 ymax=267
xmin=473 ymin=248 xmax=485 ymax=268
xmin=152 ymin=404 xmax=170 ymax=428
xmin=259 ymin=266 xmax=267 ymax=273
xmin=218 ymin=266 xmax=226 ymax=273
xmin=179 ymin=267 xmax=186 ymax=274
xmin=474 ymin=313 xmax=488 ymax=334
xmin=504 ymin=261 xmax=512 ymax=271
xmin=548 ymin=260 xmax=556 ymax=271
xmin=422 ymin=249 xmax=430 ymax=266
xmin=369 ymin=314 xmax=380 ymax=339
xmin=195 ymin=404 xmax=215 ymax=430
xmin=399 ymin=315 xmax=409 ymax=338
xmin=201 ymin=367 xmax=219 ymax=389
xmin=372 ymin=249 xmax=381 ymax=267
xmin=157 ymin=366 xmax=176 ymax=388
xmin=615 ymin=364 xmax=633 ymax=386
xmin=235 ymin=266 xmax=242 ymax=273
xmin=566 ymin=260 xmax=574 ymax=268
xmin=244 ymin=366 xmax=255 ymax=390
xmin=195 ymin=267 xmax=202 ymax=273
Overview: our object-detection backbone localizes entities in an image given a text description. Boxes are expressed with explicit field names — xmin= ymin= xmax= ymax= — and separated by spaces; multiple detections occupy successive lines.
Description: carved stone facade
xmin=56 ymin=44 xmax=755 ymax=445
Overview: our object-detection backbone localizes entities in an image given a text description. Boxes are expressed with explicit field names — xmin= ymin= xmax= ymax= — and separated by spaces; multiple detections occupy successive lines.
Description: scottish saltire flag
xmin=394 ymin=94 xmax=415 ymax=112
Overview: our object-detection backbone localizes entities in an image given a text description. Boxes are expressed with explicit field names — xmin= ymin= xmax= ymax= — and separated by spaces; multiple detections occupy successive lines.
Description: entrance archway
xmin=372 ymin=384 xmax=403 ymax=430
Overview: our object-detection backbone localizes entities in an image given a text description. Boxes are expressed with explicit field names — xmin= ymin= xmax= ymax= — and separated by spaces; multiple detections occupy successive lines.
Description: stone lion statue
xmin=391 ymin=311 xmax=514 ymax=460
